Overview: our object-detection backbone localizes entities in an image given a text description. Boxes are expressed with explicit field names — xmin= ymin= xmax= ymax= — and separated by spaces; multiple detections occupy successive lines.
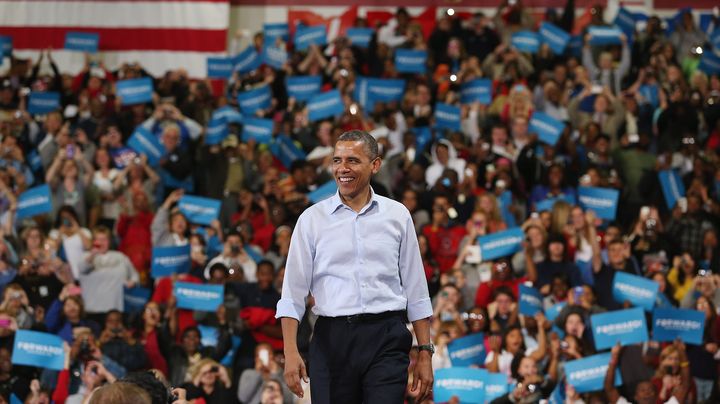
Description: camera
xmin=167 ymin=387 xmax=178 ymax=404
xmin=210 ymin=365 xmax=219 ymax=373
xmin=78 ymin=338 xmax=95 ymax=362
xmin=133 ymin=157 xmax=142 ymax=165
xmin=230 ymin=245 xmax=241 ymax=254
xmin=698 ymin=269 xmax=712 ymax=277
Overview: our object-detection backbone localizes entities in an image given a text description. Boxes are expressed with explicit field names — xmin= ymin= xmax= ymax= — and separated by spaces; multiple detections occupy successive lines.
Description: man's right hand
xmin=283 ymin=350 xmax=308 ymax=398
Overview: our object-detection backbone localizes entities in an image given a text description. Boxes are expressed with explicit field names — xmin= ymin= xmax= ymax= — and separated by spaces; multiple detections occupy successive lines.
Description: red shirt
xmin=422 ymin=224 xmax=467 ymax=273
xmin=475 ymin=277 xmax=526 ymax=308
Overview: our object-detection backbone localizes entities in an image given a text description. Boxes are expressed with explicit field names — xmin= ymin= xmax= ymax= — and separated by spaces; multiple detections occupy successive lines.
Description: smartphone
xmin=628 ymin=134 xmax=640 ymax=144
xmin=640 ymin=206 xmax=650 ymax=220
xmin=678 ymin=197 xmax=688 ymax=213
xmin=0 ymin=319 xmax=11 ymax=328
xmin=573 ymin=286 xmax=584 ymax=301
xmin=68 ymin=286 xmax=82 ymax=296
xmin=66 ymin=145 xmax=75 ymax=159
xmin=259 ymin=349 xmax=270 ymax=367
xmin=591 ymin=85 xmax=603 ymax=94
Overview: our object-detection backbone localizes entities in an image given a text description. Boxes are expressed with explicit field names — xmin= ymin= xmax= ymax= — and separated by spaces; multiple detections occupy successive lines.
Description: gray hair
xmin=336 ymin=130 xmax=379 ymax=160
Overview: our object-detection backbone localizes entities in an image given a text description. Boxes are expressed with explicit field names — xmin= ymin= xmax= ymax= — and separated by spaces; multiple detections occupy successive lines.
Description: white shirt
xmin=276 ymin=190 xmax=432 ymax=322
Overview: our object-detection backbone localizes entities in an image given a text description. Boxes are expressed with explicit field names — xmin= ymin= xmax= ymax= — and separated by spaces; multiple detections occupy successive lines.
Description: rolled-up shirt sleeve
xmin=276 ymin=214 xmax=314 ymax=321
xmin=398 ymin=214 xmax=432 ymax=322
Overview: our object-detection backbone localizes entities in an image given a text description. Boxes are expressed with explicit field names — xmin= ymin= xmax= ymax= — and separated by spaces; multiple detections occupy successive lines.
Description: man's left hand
xmin=411 ymin=351 xmax=433 ymax=402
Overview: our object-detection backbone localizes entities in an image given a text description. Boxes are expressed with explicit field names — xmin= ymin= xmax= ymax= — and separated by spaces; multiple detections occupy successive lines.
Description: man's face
xmin=332 ymin=140 xmax=380 ymax=202
xmin=512 ymin=118 xmax=528 ymax=138
xmin=182 ymin=330 xmax=201 ymax=353
xmin=257 ymin=265 xmax=274 ymax=290
xmin=634 ymin=381 xmax=657 ymax=404
xmin=608 ymin=243 xmax=626 ymax=267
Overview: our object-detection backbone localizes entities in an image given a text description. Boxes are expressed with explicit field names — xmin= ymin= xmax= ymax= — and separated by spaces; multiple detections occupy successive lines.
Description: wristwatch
xmin=417 ymin=343 xmax=435 ymax=355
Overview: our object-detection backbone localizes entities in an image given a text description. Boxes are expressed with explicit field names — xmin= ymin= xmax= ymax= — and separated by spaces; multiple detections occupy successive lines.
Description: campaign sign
xmin=27 ymin=150 xmax=42 ymax=172
xmin=233 ymin=46 xmax=262 ymax=73
xmin=64 ymin=32 xmax=99 ymax=53
xmin=117 ymin=78 xmax=153 ymax=105
xmin=17 ymin=184 xmax=52 ymax=220
xmin=448 ymin=333 xmax=486 ymax=367
xmin=698 ymin=51 xmax=720 ymax=75
xmin=346 ymin=27 xmax=373 ymax=48
xmin=394 ymin=49 xmax=427 ymax=74
xmin=205 ymin=118 xmax=229 ymax=146
xmin=591 ymin=307 xmax=648 ymax=350
xmin=434 ymin=102 xmax=461 ymax=132
xmin=151 ymin=245 xmax=191 ymax=278
xmin=27 ymin=92 xmax=60 ymax=115
xmin=242 ymin=117 xmax=273 ymax=144
xmin=485 ymin=372 xmax=510 ymax=402
xmin=366 ymin=78 xmax=405 ymax=104
xmin=294 ymin=25 xmax=327 ymax=51
xmin=212 ymin=106 xmax=243 ymax=125
xmin=178 ymin=195 xmax=222 ymax=226
xmin=511 ymin=31 xmax=540 ymax=53
xmin=127 ymin=126 xmax=165 ymax=166
xmin=270 ymin=136 xmax=306 ymax=169
xmin=529 ymin=111 xmax=565 ymax=146
xmin=433 ymin=367 xmax=486 ymax=404
xmin=477 ymin=227 xmax=524 ymax=261
xmin=11 ymin=330 xmax=65 ymax=371
xmin=588 ymin=26 xmax=623 ymax=46
xmin=198 ymin=325 xmax=219 ymax=347
xmin=519 ymin=284 xmax=544 ymax=316
xmin=308 ymin=180 xmax=338 ymax=204
xmin=263 ymin=45 xmax=288 ymax=70
xmin=264 ymin=23 xmax=289 ymax=42
xmin=286 ymin=75 xmax=322 ymax=102
xmin=412 ymin=126 xmax=432 ymax=158
xmin=174 ymin=282 xmax=223 ymax=312
xmin=498 ymin=191 xmax=516 ymax=227
xmin=0 ymin=36 xmax=11 ymax=58
xmin=460 ymin=79 xmax=492 ymax=105
xmin=658 ymin=170 xmax=685 ymax=209
xmin=206 ymin=57 xmax=234 ymax=79
xmin=307 ymin=89 xmax=344 ymax=122
xmin=614 ymin=7 xmax=637 ymax=37
xmin=567 ymin=35 xmax=583 ymax=57
xmin=546 ymin=302 xmax=567 ymax=322
xmin=237 ymin=85 xmax=272 ymax=115
xmin=653 ymin=307 xmax=705 ymax=345
xmin=123 ymin=286 xmax=151 ymax=313
xmin=711 ymin=30 xmax=720 ymax=52
xmin=540 ymin=22 xmax=570 ymax=54
xmin=612 ymin=271 xmax=659 ymax=311
xmin=578 ymin=186 xmax=619 ymax=220
xmin=565 ymin=352 xmax=622 ymax=393
xmin=639 ymin=84 xmax=659 ymax=107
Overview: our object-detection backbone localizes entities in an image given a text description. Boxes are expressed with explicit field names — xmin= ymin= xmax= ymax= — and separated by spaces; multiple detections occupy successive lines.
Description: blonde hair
xmin=189 ymin=358 xmax=222 ymax=381
xmin=550 ymin=201 xmax=572 ymax=235
xmin=476 ymin=194 xmax=503 ymax=223
xmin=88 ymin=382 xmax=151 ymax=404
xmin=655 ymin=345 xmax=680 ymax=378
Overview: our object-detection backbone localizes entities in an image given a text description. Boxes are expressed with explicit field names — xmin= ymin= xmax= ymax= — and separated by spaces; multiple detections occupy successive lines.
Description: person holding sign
xmin=152 ymin=189 xmax=190 ymax=247
xmin=277 ymin=131 xmax=433 ymax=403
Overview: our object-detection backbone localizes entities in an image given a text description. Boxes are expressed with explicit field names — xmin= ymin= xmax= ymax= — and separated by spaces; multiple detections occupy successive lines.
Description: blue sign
xmin=498 ymin=191 xmax=517 ymax=227
xmin=205 ymin=118 xmax=229 ymax=145
xmin=0 ymin=36 xmax=11 ymax=58
xmin=178 ymin=195 xmax=222 ymax=226
xmin=264 ymin=23 xmax=289 ymax=41
xmin=127 ymin=126 xmax=165 ymax=166
xmin=308 ymin=180 xmax=338 ymax=204
xmin=174 ymin=282 xmax=223 ymax=312
xmin=237 ymin=85 xmax=272 ymax=115
xmin=27 ymin=150 xmax=42 ymax=172
xmin=565 ymin=352 xmax=622 ymax=393
xmin=614 ymin=8 xmax=636 ymax=37
xmin=123 ymin=286 xmax=151 ymax=313
xmin=711 ymin=30 xmax=720 ymax=52
xmin=698 ymin=51 xmax=720 ymax=75
xmin=346 ymin=28 xmax=373 ymax=48
xmin=64 ymin=32 xmax=99 ymax=53
xmin=588 ymin=26 xmax=623 ymax=46
xmin=117 ymin=78 xmax=153 ymax=105
xmin=658 ymin=170 xmax=685 ymax=209
xmin=307 ymin=89 xmax=344 ymax=122
xmin=263 ymin=45 xmax=288 ymax=70
xmin=151 ymin=245 xmax=191 ymax=278
xmin=270 ymin=136 xmax=306 ymax=169
xmin=529 ymin=111 xmax=565 ymax=146
xmin=546 ymin=302 xmax=567 ymax=322
xmin=612 ymin=271 xmax=659 ymax=311
xmin=477 ymin=227 xmax=524 ymax=261
xmin=653 ymin=307 xmax=705 ymax=345
xmin=27 ymin=92 xmax=60 ymax=115
xmin=233 ymin=46 xmax=262 ymax=73
xmin=242 ymin=117 xmax=273 ymax=144
xmin=519 ymin=284 xmax=544 ymax=316
xmin=412 ymin=126 xmax=432 ymax=159
xmin=484 ymin=372 xmax=510 ymax=402
xmin=567 ymin=35 xmax=583 ymax=57
xmin=354 ymin=77 xmax=405 ymax=111
xmin=434 ymin=102 xmax=461 ymax=132
xmin=394 ymin=49 xmax=427 ymax=74
xmin=294 ymin=25 xmax=327 ymax=51
xmin=540 ymin=22 xmax=570 ymax=54
xmin=17 ymin=184 xmax=52 ymax=220
xmin=511 ymin=31 xmax=540 ymax=53
xmin=207 ymin=57 xmax=235 ymax=79
xmin=212 ymin=106 xmax=243 ymax=125
xmin=591 ymin=307 xmax=648 ymax=350
xmin=198 ymin=325 xmax=219 ymax=347
xmin=434 ymin=368 xmax=486 ymax=404
xmin=447 ymin=333 xmax=486 ymax=367
xmin=460 ymin=79 xmax=492 ymax=105
xmin=11 ymin=330 xmax=66 ymax=371
xmin=286 ymin=75 xmax=322 ymax=101
xmin=638 ymin=84 xmax=659 ymax=107
xmin=578 ymin=186 xmax=619 ymax=220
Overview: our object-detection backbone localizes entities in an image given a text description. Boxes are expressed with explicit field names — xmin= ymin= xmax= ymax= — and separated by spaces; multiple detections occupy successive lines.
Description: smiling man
xmin=276 ymin=130 xmax=434 ymax=403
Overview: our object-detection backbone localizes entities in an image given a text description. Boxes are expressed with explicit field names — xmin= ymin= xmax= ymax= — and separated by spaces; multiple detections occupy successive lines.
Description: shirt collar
xmin=326 ymin=187 xmax=380 ymax=215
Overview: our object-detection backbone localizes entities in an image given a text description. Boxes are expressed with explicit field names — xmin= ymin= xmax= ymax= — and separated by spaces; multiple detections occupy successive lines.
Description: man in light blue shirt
xmin=276 ymin=130 xmax=434 ymax=403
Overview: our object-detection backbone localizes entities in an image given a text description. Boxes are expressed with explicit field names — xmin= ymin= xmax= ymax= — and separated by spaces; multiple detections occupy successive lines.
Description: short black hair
xmin=336 ymin=130 xmax=379 ymax=160
xmin=120 ymin=371 xmax=170 ymax=404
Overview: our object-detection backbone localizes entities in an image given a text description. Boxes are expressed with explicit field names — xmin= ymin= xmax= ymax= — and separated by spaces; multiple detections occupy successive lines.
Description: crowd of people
xmin=0 ymin=1 xmax=720 ymax=403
